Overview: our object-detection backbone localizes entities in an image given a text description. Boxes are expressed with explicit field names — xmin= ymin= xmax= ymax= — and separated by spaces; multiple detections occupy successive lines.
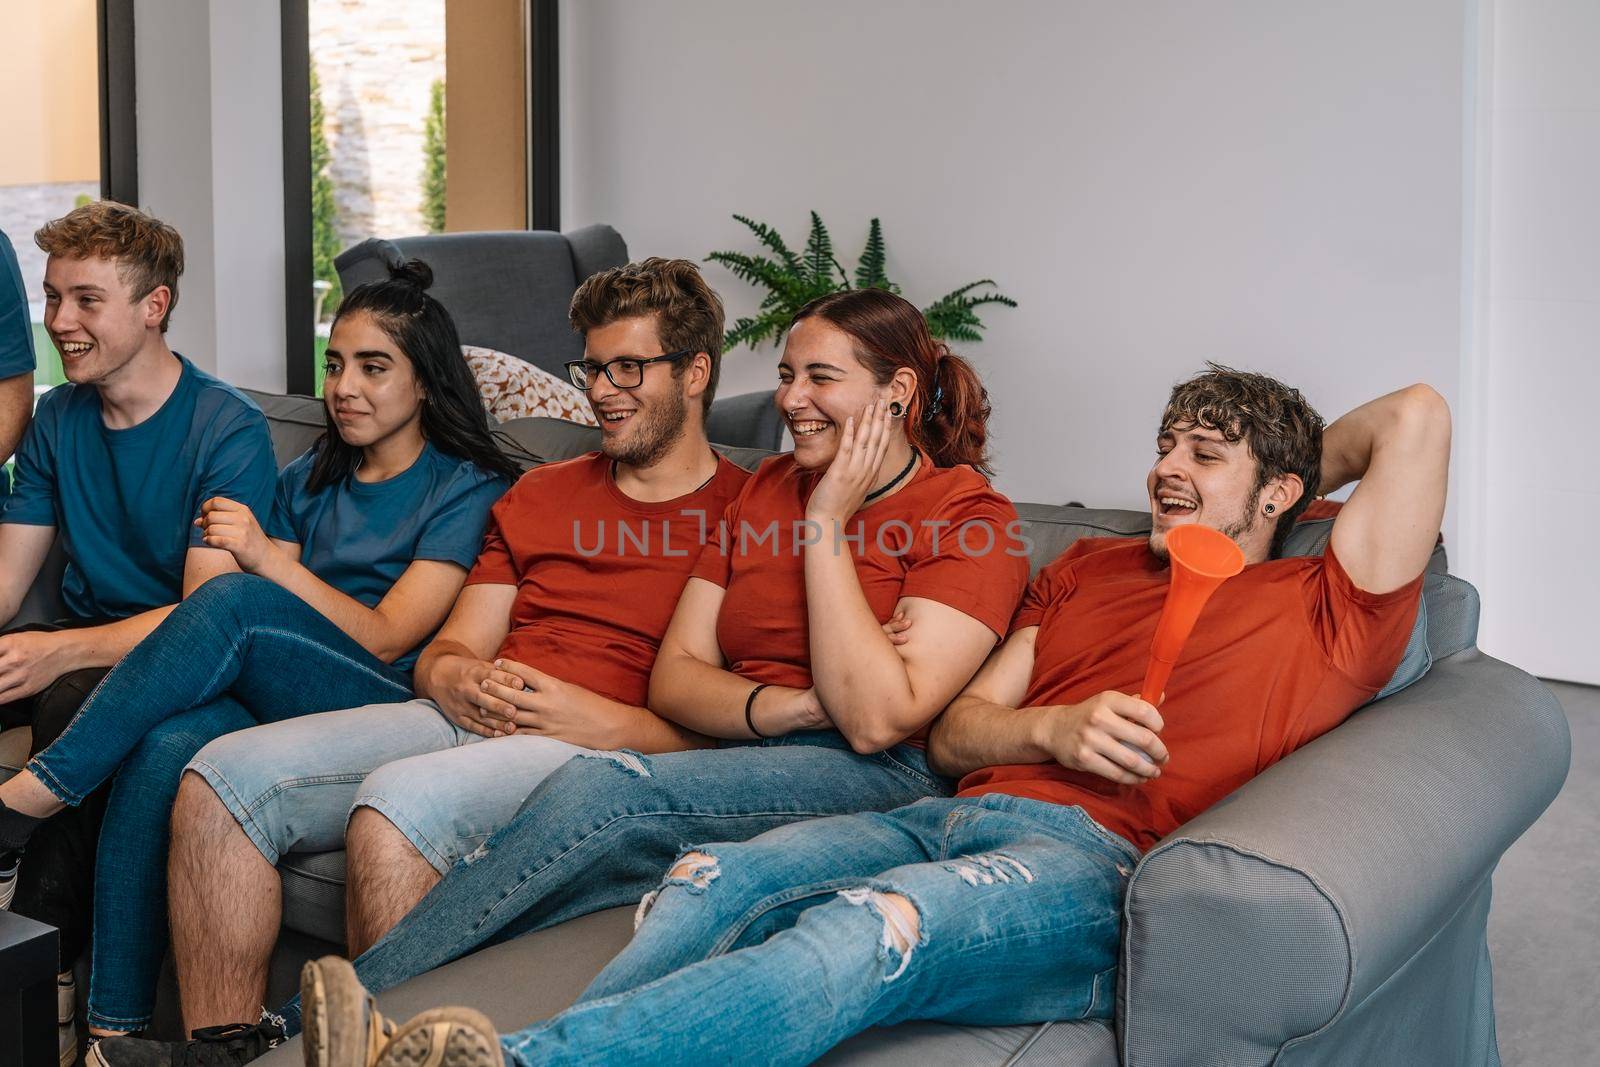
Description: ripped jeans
xmin=273 ymin=732 xmax=944 ymax=1033
xmin=499 ymin=793 xmax=1139 ymax=1067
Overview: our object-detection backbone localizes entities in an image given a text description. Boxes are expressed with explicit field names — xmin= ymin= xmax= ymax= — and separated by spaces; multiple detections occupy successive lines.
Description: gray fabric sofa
xmin=1 ymin=399 xmax=1569 ymax=1064
xmin=335 ymin=227 xmax=787 ymax=453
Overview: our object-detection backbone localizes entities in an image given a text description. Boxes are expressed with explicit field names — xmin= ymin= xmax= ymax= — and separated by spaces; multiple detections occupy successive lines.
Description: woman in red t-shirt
xmin=650 ymin=287 xmax=1028 ymax=765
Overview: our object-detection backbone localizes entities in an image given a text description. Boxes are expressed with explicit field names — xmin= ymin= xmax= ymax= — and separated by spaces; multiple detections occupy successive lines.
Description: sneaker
xmin=0 ymin=848 xmax=18 ymax=910
xmin=300 ymin=956 xmax=395 ymax=1067
xmin=85 ymin=1020 xmax=284 ymax=1066
xmin=60 ymin=1022 xmax=77 ymax=1067
xmin=375 ymin=1008 xmax=503 ymax=1067
xmin=59 ymin=969 xmax=76 ymax=1026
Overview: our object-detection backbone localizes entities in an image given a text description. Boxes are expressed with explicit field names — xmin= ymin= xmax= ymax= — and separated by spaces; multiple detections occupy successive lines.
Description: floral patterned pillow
xmin=462 ymin=345 xmax=596 ymax=426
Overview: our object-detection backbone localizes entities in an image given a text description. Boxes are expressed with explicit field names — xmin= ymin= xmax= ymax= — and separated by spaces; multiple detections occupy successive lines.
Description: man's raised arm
xmin=1321 ymin=384 xmax=1451 ymax=594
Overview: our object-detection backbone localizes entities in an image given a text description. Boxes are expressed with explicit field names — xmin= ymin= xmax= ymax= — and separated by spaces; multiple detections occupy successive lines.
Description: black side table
xmin=1 ymin=909 xmax=57 ymax=1067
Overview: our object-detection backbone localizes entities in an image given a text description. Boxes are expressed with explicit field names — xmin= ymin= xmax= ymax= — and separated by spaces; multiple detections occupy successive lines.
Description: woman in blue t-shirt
xmin=0 ymin=259 xmax=513 ymax=1040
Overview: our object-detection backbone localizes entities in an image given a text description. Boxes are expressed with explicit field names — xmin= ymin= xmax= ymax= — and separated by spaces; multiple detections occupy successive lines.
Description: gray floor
xmin=1487 ymin=679 xmax=1600 ymax=1066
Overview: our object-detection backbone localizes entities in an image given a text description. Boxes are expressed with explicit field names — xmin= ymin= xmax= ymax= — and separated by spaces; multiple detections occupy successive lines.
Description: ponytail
xmin=913 ymin=347 xmax=992 ymax=477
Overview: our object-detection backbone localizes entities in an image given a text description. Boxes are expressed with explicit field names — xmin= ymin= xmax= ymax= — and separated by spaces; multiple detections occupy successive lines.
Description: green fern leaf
xmin=855 ymin=218 xmax=891 ymax=289
xmin=732 ymin=214 xmax=803 ymax=275
xmin=804 ymin=211 xmax=842 ymax=286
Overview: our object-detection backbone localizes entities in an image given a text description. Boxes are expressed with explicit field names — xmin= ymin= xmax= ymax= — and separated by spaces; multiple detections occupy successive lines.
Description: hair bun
xmin=388 ymin=258 xmax=434 ymax=291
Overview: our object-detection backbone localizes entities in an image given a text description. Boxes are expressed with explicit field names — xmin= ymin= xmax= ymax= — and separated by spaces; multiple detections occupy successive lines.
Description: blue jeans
xmin=89 ymin=700 xmax=254 ymax=1031
xmin=188 ymin=699 xmax=591 ymax=873
xmin=276 ymin=733 xmax=946 ymax=1034
xmin=500 ymin=794 xmax=1139 ymax=1066
xmin=23 ymin=572 xmax=414 ymax=1031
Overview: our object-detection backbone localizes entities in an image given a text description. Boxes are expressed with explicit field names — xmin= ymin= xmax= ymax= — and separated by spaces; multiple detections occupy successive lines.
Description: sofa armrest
xmin=1118 ymin=649 xmax=1569 ymax=1064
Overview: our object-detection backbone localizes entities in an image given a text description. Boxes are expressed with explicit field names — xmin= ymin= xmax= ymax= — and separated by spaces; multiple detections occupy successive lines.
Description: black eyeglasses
xmin=565 ymin=350 xmax=692 ymax=390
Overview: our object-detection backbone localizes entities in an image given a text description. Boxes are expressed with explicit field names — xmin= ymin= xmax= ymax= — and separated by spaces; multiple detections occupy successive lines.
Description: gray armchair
xmin=335 ymin=228 xmax=785 ymax=452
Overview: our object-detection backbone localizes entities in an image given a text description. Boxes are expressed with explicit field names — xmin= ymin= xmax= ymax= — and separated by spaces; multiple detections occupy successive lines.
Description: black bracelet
xmin=744 ymin=683 xmax=772 ymax=739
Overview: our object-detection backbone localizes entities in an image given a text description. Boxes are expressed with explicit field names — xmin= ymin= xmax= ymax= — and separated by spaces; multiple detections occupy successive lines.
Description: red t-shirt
xmin=957 ymin=537 xmax=1423 ymax=851
xmin=691 ymin=453 xmax=1031 ymax=745
xmin=465 ymin=452 xmax=750 ymax=706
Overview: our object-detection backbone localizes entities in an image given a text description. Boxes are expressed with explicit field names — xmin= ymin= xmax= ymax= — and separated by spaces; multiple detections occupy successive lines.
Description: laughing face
xmin=1148 ymin=422 xmax=1271 ymax=561
xmin=42 ymin=255 xmax=166 ymax=386
xmin=581 ymin=315 xmax=694 ymax=467
xmin=776 ymin=317 xmax=908 ymax=470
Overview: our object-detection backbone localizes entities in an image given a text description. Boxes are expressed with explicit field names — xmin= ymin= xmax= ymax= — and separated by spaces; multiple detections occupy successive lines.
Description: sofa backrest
xmin=14 ymin=403 xmax=1477 ymax=677
xmin=334 ymin=226 xmax=629 ymax=380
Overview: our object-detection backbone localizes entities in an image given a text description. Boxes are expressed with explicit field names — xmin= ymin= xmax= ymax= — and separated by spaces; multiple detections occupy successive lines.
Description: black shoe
xmin=85 ymin=1021 xmax=284 ymax=1066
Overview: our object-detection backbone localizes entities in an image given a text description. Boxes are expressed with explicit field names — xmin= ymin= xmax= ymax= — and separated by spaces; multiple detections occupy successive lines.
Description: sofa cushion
xmin=278 ymin=850 xmax=349 ymax=948
xmin=705 ymin=387 xmax=786 ymax=453
xmin=241 ymin=389 xmax=327 ymax=468
xmin=0 ymin=724 xmax=28 ymax=778
xmin=462 ymin=346 xmax=594 ymax=426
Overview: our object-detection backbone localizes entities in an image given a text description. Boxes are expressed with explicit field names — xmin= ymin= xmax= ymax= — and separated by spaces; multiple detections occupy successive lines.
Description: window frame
xmin=279 ymin=0 xmax=560 ymax=395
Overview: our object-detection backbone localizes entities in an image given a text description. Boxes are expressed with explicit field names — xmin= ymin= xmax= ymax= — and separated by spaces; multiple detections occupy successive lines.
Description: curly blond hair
xmin=35 ymin=201 xmax=184 ymax=332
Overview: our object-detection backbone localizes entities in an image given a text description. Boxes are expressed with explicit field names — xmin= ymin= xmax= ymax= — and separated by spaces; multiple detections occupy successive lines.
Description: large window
xmin=285 ymin=0 xmax=547 ymax=394
xmin=0 ymin=1 xmax=103 ymax=399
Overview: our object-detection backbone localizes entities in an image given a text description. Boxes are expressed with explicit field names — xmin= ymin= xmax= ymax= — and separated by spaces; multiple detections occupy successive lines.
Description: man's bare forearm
xmin=0 ymin=372 xmax=32 ymax=465
xmin=1318 ymin=385 xmax=1445 ymax=497
xmin=611 ymin=702 xmax=716 ymax=754
xmin=927 ymin=694 xmax=1052 ymax=778
xmin=414 ymin=638 xmax=480 ymax=703
xmin=54 ymin=605 xmax=176 ymax=669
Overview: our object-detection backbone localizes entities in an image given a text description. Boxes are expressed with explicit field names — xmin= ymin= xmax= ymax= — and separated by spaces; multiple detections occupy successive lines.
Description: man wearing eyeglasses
xmin=132 ymin=260 xmax=752 ymax=1055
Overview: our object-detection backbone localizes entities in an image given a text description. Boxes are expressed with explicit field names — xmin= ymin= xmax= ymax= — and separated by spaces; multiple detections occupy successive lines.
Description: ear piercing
xmin=888 ymin=401 xmax=906 ymax=418
xmin=1264 ymin=504 xmax=1276 ymax=515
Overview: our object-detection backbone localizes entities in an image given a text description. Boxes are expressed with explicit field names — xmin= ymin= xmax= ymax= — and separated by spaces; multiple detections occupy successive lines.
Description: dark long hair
xmin=791 ymin=288 xmax=994 ymax=477
xmin=307 ymin=259 xmax=518 ymax=491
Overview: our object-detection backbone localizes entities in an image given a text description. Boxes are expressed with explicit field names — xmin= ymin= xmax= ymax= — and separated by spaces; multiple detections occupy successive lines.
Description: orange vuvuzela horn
xmin=1140 ymin=524 xmax=1246 ymax=707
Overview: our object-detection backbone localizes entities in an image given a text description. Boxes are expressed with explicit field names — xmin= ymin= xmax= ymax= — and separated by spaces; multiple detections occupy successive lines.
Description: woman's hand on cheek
xmin=805 ymin=399 xmax=895 ymax=524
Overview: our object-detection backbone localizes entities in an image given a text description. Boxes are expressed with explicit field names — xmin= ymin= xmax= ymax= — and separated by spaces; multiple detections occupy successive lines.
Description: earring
xmin=888 ymin=401 xmax=906 ymax=418
xmin=1264 ymin=503 xmax=1276 ymax=515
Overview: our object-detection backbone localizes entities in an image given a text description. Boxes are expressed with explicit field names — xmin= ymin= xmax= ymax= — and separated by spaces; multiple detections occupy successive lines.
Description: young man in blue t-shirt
xmin=0 ymin=228 xmax=36 ymax=498
xmin=0 ymin=203 xmax=277 ymax=1036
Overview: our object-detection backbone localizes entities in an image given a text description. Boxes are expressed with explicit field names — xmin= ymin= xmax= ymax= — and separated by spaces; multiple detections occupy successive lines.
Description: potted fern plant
xmin=706 ymin=212 xmax=1016 ymax=352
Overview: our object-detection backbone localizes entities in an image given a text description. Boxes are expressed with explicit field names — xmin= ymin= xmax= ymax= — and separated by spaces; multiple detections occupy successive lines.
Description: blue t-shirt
xmin=1 ymin=229 xmax=34 ymax=501
xmin=1 ymin=355 xmax=278 ymax=620
xmin=0 ymin=229 xmax=32 ymax=381
xmin=267 ymin=441 xmax=508 ymax=671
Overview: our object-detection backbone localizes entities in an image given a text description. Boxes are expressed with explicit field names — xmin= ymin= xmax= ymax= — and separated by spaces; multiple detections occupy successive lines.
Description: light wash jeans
xmin=502 ymin=794 xmax=1139 ymax=1066
xmin=187 ymin=699 xmax=593 ymax=873
xmin=275 ymin=732 xmax=948 ymax=1033
xmin=21 ymin=572 xmax=414 ymax=1032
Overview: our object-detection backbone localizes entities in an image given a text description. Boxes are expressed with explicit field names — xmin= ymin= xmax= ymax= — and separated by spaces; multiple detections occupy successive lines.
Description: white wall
xmin=561 ymin=0 xmax=1469 ymax=549
xmin=1472 ymin=0 xmax=1599 ymax=684
xmin=134 ymin=0 xmax=286 ymax=391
